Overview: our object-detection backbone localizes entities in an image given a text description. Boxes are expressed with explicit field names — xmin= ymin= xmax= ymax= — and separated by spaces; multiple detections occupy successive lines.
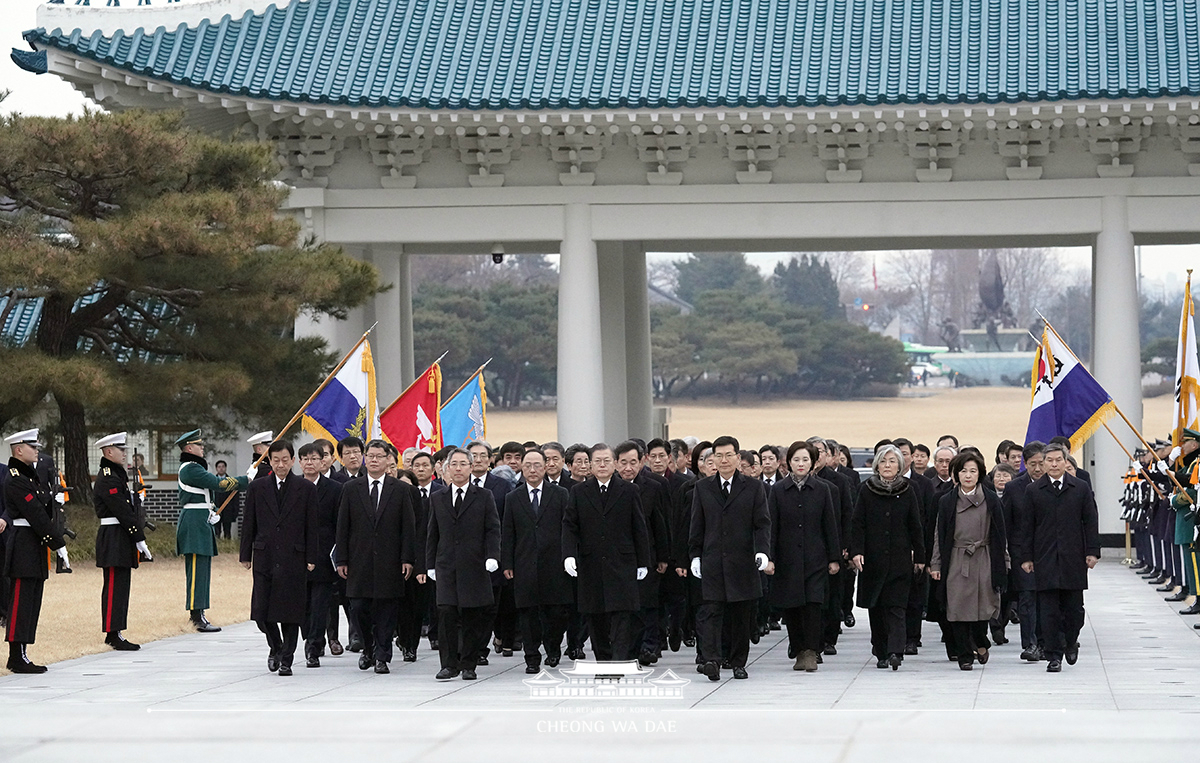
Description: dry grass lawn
xmin=488 ymin=386 xmax=1175 ymax=451
xmin=1 ymin=555 xmax=253 ymax=674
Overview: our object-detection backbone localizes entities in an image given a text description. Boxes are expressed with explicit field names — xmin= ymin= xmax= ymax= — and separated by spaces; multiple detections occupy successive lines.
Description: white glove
xmin=690 ymin=557 xmax=701 ymax=578
xmin=207 ymin=510 xmax=221 ymax=525
xmin=54 ymin=492 xmax=66 ymax=505
xmin=485 ymin=558 xmax=498 ymax=573
xmin=247 ymin=463 xmax=258 ymax=480
xmin=637 ymin=567 xmax=648 ymax=580
xmin=1170 ymin=446 xmax=1183 ymax=464
xmin=564 ymin=557 xmax=578 ymax=577
xmin=1156 ymin=461 xmax=1169 ymax=475
xmin=56 ymin=547 xmax=69 ymax=567
xmin=135 ymin=540 xmax=152 ymax=561
xmin=427 ymin=568 xmax=436 ymax=581
xmin=756 ymin=553 xmax=770 ymax=571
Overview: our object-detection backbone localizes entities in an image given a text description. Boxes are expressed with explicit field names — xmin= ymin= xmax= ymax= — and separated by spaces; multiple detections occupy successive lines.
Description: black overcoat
xmin=767 ymin=477 xmax=840 ymax=608
xmin=240 ymin=473 xmax=321 ymax=623
xmin=3 ymin=458 xmax=64 ymax=579
xmin=427 ymin=483 xmax=501 ymax=608
xmin=501 ymin=482 xmax=573 ymax=609
xmin=848 ymin=478 xmax=925 ymax=609
xmin=93 ymin=457 xmax=145 ymax=569
xmin=1014 ymin=473 xmax=1100 ymax=591
xmin=307 ymin=475 xmax=342 ymax=583
xmin=907 ymin=471 xmax=938 ymax=565
xmin=688 ymin=472 xmax=771 ymax=603
xmin=334 ymin=475 xmax=417 ymax=599
xmin=634 ymin=471 xmax=671 ymax=608
xmin=563 ymin=476 xmax=651 ymax=613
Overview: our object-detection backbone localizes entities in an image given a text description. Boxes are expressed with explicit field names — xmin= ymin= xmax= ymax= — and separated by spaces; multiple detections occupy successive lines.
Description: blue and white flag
xmin=440 ymin=370 xmax=487 ymax=449
xmin=1025 ymin=326 xmax=1115 ymax=451
xmin=302 ymin=340 xmax=380 ymax=445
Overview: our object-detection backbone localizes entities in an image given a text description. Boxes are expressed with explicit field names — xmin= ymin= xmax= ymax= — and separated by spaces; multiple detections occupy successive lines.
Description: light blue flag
xmin=440 ymin=371 xmax=487 ymax=449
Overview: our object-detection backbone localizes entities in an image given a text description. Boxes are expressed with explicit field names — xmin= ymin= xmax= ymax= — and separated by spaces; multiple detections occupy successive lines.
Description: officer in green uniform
xmin=1169 ymin=428 xmax=1200 ymax=619
xmin=176 ymin=429 xmax=249 ymax=632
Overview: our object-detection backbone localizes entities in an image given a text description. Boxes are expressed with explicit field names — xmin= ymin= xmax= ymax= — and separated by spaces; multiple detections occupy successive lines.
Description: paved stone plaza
xmin=1 ymin=557 xmax=1196 ymax=761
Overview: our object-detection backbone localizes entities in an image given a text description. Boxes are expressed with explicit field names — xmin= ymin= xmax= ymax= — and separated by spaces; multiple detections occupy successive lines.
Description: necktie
xmin=371 ymin=480 xmax=380 ymax=511
xmin=722 ymin=480 xmax=731 ymax=500
xmin=600 ymin=483 xmax=607 ymax=496
xmin=455 ymin=488 xmax=464 ymax=509
xmin=473 ymin=477 xmax=482 ymax=488
xmin=1053 ymin=480 xmax=1062 ymax=492
xmin=531 ymin=488 xmax=540 ymax=517
xmin=421 ymin=487 xmax=428 ymax=500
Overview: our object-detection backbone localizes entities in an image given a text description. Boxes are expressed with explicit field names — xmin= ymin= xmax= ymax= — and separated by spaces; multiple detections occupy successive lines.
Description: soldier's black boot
xmin=7 ymin=643 xmax=47 ymax=674
xmin=105 ymin=631 xmax=140 ymax=651
xmin=190 ymin=610 xmax=222 ymax=633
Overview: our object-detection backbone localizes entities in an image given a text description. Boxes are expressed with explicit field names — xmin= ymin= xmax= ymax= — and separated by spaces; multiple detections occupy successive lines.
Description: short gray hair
xmin=1043 ymin=442 xmax=1070 ymax=460
xmin=873 ymin=444 xmax=905 ymax=474
xmin=934 ymin=445 xmax=958 ymax=460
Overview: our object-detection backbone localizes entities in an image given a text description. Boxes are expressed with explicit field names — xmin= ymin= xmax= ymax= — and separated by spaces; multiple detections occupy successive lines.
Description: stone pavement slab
xmin=1 ymin=558 xmax=1196 ymax=761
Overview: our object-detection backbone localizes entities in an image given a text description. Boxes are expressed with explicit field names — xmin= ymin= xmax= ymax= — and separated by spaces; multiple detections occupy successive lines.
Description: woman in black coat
xmin=849 ymin=444 xmax=926 ymax=670
xmin=767 ymin=441 xmax=840 ymax=672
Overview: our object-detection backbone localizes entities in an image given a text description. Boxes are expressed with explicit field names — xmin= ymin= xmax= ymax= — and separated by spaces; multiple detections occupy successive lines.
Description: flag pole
xmin=216 ymin=322 xmax=378 ymax=514
xmin=1035 ymin=311 xmax=1195 ymax=506
xmin=381 ymin=350 xmax=449 ymax=412
xmin=444 ymin=357 xmax=494 ymax=402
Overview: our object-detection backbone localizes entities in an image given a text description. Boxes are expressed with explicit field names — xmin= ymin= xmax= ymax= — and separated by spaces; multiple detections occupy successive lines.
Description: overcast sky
xmin=4 ymin=1 xmax=1199 ymax=287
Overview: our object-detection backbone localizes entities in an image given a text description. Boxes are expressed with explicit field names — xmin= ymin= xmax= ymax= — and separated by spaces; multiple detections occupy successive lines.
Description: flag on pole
xmin=302 ymin=340 xmax=381 ymax=444
xmin=1173 ymin=272 xmax=1199 ymax=451
xmin=380 ymin=364 xmax=443 ymax=452
xmin=441 ymin=369 xmax=488 ymax=448
xmin=1025 ymin=325 xmax=1117 ymax=451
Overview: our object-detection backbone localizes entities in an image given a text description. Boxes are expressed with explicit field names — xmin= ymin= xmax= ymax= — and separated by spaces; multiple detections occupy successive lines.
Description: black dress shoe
xmin=637 ymin=652 xmax=654 ymax=666
xmin=749 ymin=630 xmax=760 ymax=645
xmin=887 ymin=653 xmax=902 ymax=670
xmin=1149 ymin=575 xmax=1170 ymax=585
xmin=375 ymin=662 xmax=390 ymax=674
xmin=732 ymin=667 xmax=748 ymax=679
xmin=306 ymin=657 xmax=320 ymax=668
xmin=668 ymin=629 xmax=682 ymax=652
xmin=328 ymin=639 xmax=344 ymax=656
xmin=1165 ymin=590 xmax=1190 ymax=602
xmin=476 ymin=656 xmax=489 ymax=666
xmin=525 ymin=665 xmax=540 ymax=674
xmin=502 ymin=649 xmax=514 ymax=657
xmin=787 ymin=644 xmax=797 ymax=659
xmin=1179 ymin=602 xmax=1200 ymax=615
xmin=106 ymin=634 xmax=141 ymax=651
xmin=347 ymin=636 xmax=364 ymax=653
xmin=358 ymin=653 xmax=373 ymax=670
xmin=278 ymin=664 xmax=293 ymax=676
xmin=1046 ymin=659 xmax=1062 ymax=672
xmin=769 ymin=620 xmax=782 ymax=631
xmin=6 ymin=658 xmax=47 ymax=674
xmin=843 ymin=613 xmax=855 ymax=628
xmin=545 ymin=656 xmax=560 ymax=668
xmin=823 ymin=644 xmax=837 ymax=656
xmin=683 ymin=637 xmax=696 ymax=648
xmin=701 ymin=661 xmax=720 ymax=681
xmin=876 ymin=658 xmax=888 ymax=669
xmin=720 ymin=659 xmax=732 ymax=670
xmin=1156 ymin=583 xmax=1178 ymax=592
xmin=268 ymin=655 xmax=280 ymax=672
xmin=429 ymin=639 xmax=439 ymax=650
xmin=435 ymin=667 xmax=459 ymax=680
xmin=190 ymin=611 xmax=222 ymax=633
xmin=403 ymin=649 xmax=417 ymax=662
xmin=990 ymin=628 xmax=1008 ymax=645
xmin=695 ymin=653 xmax=704 ymax=664
xmin=903 ymin=642 xmax=918 ymax=656
xmin=461 ymin=669 xmax=477 ymax=680
xmin=1065 ymin=647 xmax=1078 ymax=665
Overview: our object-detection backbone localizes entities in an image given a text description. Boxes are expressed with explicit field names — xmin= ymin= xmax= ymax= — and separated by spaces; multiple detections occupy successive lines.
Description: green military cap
xmin=175 ymin=429 xmax=203 ymax=448
xmin=1183 ymin=429 xmax=1200 ymax=443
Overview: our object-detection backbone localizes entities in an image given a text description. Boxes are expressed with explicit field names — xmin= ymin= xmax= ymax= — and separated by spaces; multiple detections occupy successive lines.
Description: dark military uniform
xmin=93 ymin=457 xmax=146 ymax=638
xmin=4 ymin=457 xmax=64 ymax=657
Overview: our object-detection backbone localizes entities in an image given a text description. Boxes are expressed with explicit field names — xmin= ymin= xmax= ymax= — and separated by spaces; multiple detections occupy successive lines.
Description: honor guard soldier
xmin=247 ymin=431 xmax=274 ymax=481
xmin=3 ymin=429 xmax=67 ymax=673
xmin=93 ymin=432 xmax=153 ymax=651
xmin=176 ymin=429 xmax=249 ymax=632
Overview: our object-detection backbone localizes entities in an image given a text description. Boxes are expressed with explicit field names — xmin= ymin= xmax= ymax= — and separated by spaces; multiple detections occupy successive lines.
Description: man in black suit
xmin=614 ymin=441 xmax=670 ymax=666
xmin=1005 ymin=441 xmax=1047 ymax=660
xmin=689 ymin=435 xmax=771 ymax=681
xmin=297 ymin=443 xmax=341 ymax=667
xmin=396 ymin=451 xmax=442 ymax=661
xmin=563 ymin=443 xmax=651 ymax=662
xmin=808 ymin=437 xmax=854 ymax=655
xmin=647 ymin=438 xmax=693 ymax=652
xmin=326 ymin=436 xmax=365 ymax=654
xmin=894 ymin=437 xmax=936 ymax=655
xmin=467 ymin=440 xmax=515 ymax=657
xmin=502 ymin=449 xmax=573 ymax=673
xmin=427 ymin=448 xmax=501 ymax=680
xmin=333 ymin=436 xmax=365 ymax=483
xmin=1015 ymin=443 xmax=1100 ymax=672
xmin=334 ymin=439 xmax=416 ymax=674
xmin=543 ymin=442 xmax=575 ymax=490
xmin=240 ymin=440 xmax=321 ymax=676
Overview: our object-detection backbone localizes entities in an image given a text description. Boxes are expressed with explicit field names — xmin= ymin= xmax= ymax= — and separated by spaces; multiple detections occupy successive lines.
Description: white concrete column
xmin=598 ymin=242 xmax=629 ymax=443
xmin=397 ymin=248 xmax=416 ymax=387
xmin=369 ymin=246 xmax=406 ymax=406
xmin=557 ymin=205 xmax=605 ymax=445
xmin=623 ymin=243 xmax=653 ymax=441
xmin=336 ymin=245 xmax=370 ymax=356
xmin=1091 ymin=195 xmax=1142 ymax=536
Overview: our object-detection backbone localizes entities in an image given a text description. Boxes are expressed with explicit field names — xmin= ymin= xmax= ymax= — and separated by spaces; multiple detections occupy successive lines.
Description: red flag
xmin=380 ymin=364 xmax=443 ymax=452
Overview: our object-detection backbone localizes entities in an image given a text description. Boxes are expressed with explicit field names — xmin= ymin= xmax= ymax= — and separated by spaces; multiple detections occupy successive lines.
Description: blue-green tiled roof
xmin=19 ymin=0 xmax=1200 ymax=110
